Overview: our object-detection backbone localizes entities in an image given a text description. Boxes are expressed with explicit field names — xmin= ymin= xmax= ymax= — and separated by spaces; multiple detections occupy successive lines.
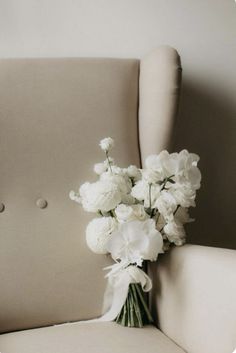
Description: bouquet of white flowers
xmin=70 ymin=137 xmax=201 ymax=328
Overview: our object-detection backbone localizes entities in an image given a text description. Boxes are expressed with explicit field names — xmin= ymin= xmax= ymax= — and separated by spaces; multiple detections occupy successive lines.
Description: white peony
xmin=86 ymin=217 xmax=117 ymax=254
xmin=115 ymin=204 xmax=148 ymax=223
xmin=155 ymin=190 xmax=177 ymax=220
xmin=107 ymin=219 xmax=164 ymax=266
xmin=99 ymin=137 xmax=114 ymax=152
xmin=163 ymin=220 xmax=186 ymax=246
xmin=79 ymin=180 xmax=121 ymax=213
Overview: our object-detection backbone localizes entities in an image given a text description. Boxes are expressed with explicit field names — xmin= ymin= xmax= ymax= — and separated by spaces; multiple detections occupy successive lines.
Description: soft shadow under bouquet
xmin=70 ymin=137 xmax=201 ymax=328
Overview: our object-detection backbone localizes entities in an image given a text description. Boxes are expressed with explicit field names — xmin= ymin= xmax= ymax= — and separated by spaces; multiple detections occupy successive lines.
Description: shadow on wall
xmin=173 ymin=79 xmax=236 ymax=250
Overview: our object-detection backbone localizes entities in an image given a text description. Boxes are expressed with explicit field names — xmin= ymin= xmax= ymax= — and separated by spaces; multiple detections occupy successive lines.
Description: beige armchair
xmin=0 ymin=46 xmax=235 ymax=353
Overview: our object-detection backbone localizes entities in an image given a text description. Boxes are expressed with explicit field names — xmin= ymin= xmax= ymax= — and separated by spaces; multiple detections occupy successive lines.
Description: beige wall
xmin=1 ymin=0 xmax=236 ymax=249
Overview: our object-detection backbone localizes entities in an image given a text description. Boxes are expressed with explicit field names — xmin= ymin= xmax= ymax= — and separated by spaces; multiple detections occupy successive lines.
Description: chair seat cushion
xmin=0 ymin=322 xmax=185 ymax=353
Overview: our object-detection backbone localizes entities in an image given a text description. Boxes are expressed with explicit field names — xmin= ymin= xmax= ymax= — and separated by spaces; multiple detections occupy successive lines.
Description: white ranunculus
xmin=79 ymin=180 xmax=121 ymax=213
xmin=131 ymin=180 xmax=161 ymax=208
xmin=99 ymin=137 xmax=114 ymax=152
xmin=163 ymin=220 xmax=186 ymax=246
xmin=107 ymin=219 xmax=164 ymax=266
xmin=155 ymin=190 xmax=177 ymax=220
xmin=115 ymin=204 xmax=148 ymax=223
xmin=100 ymin=172 xmax=132 ymax=205
xmin=94 ymin=162 xmax=107 ymax=175
xmin=86 ymin=217 xmax=117 ymax=254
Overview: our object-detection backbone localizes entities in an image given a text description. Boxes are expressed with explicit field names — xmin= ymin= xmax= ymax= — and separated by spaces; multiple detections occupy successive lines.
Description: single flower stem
xmin=105 ymin=150 xmax=113 ymax=173
xmin=149 ymin=183 xmax=152 ymax=209
xmin=134 ymin=284 xmax=153 ymax=323
xmin=174 ymin=204 xmax=180 ymax=215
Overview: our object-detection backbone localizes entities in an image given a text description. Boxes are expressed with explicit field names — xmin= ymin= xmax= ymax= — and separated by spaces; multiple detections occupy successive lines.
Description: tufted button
xmin=0 ymin=203 xmax=5 ymax=213
xmin=36 ymin=198 xmax=48 ymax=209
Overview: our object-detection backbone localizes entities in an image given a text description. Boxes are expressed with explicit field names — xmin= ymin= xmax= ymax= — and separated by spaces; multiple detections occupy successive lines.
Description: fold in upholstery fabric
xmin=0 ymin=322 xmax=185 ymax=353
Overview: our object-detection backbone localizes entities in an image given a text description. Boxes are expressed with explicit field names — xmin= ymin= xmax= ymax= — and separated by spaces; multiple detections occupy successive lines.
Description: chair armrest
xmin=149 ymin=244 xmax=236 ymax=353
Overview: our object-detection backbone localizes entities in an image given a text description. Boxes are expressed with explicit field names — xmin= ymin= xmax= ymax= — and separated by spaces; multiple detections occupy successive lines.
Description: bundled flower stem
xmin=115 ymin=283 xmax=153 ymax=328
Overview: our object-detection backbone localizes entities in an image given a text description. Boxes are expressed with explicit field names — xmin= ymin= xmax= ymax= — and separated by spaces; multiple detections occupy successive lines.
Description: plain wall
xmin=0 ymin=0 xmax=236 ymax=249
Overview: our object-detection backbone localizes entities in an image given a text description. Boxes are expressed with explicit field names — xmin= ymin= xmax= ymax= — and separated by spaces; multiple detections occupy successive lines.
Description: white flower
xmin=99 ymin=137 xmax=114 ymax=152
xmin=115 ymin=204 xmax=148 ymax=223
xmin=79 ymin=180 xmax=121 ymax=213
xmin=86 ymin=217 xmax=117 ymax=254
xmin=171 ymin=183 xmax=196 ymax=208
xmin=107 ymin=219 xmax=163 ymax=266
xmin=94 ymin=162 xmax=107 ymax=175
xmin=163 ymin=220 xmax=186 ymax=246
xmin=115 ymin=204 xmax=134 ymax=222
xmin=142 ymin=169 xmax=161 ymax=184
xmin=155 ymin=190 xmax=177 ymax=220
xmin=131 ymin=180 xmax=161 ymax=208
xmin=145 ymin=151 xmax=172 ymax=180
xmin=176 ymin=150 xmax=201 ymax=190
xmin=69 ymin=190 xmax=81 ymax=203
xmin=126 ymin=165 xmax=141 ymax=181
xmin=100 ymin=172 xmax=132 ymax=204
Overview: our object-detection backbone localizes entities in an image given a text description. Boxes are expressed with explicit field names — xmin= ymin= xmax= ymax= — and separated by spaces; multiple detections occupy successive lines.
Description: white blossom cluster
xmin=70 ymin=137 xmax=201 ymax=267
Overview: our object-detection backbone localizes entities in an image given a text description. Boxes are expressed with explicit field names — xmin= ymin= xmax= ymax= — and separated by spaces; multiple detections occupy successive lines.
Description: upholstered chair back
xmin=0 ymin=47 xmax=181 ymax=333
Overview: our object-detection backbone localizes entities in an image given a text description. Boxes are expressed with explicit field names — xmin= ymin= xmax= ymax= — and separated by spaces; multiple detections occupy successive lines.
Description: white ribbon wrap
xmin=54 ymin=264 xmax=152 ymax=326
xmin=91 ymin=263 xmax=152 ymax=322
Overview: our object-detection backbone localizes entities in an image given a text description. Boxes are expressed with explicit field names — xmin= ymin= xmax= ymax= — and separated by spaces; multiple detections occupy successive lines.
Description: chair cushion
xmin=0 ymin=322 xmax=185 ymax=353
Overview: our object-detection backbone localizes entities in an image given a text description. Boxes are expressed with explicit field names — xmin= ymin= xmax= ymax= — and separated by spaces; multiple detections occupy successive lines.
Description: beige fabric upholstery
xmin=0 ymin=322 xmax=185 ymax=353
xmin=0 ymin=58 xmax=140 ymax=333
xmin=139 ymin=46 xmax=182 ymax=163
xmin=150 ymin=245 xmax=236 ymax=353
xmin=0 ymin=48 xmax=182 ymax=333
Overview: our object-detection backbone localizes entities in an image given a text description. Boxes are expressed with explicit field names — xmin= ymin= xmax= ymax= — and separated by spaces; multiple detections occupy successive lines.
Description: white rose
xmin=99 ymin=137 xmax=114 ymax=152
xmin=163 ymin=220 xmax=186 ymax=246
xmin=94 ymin=162 xmax=107 ymax=175
xmin=155 ymin=190 xmax=177 ymax=220
xmin=86 ymin=217 xmax=117 ymax=254
xmin=107 ymin=219 xmax=164 ymax=266
xmin=79 ymin=180 xmax=121 ymax=213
